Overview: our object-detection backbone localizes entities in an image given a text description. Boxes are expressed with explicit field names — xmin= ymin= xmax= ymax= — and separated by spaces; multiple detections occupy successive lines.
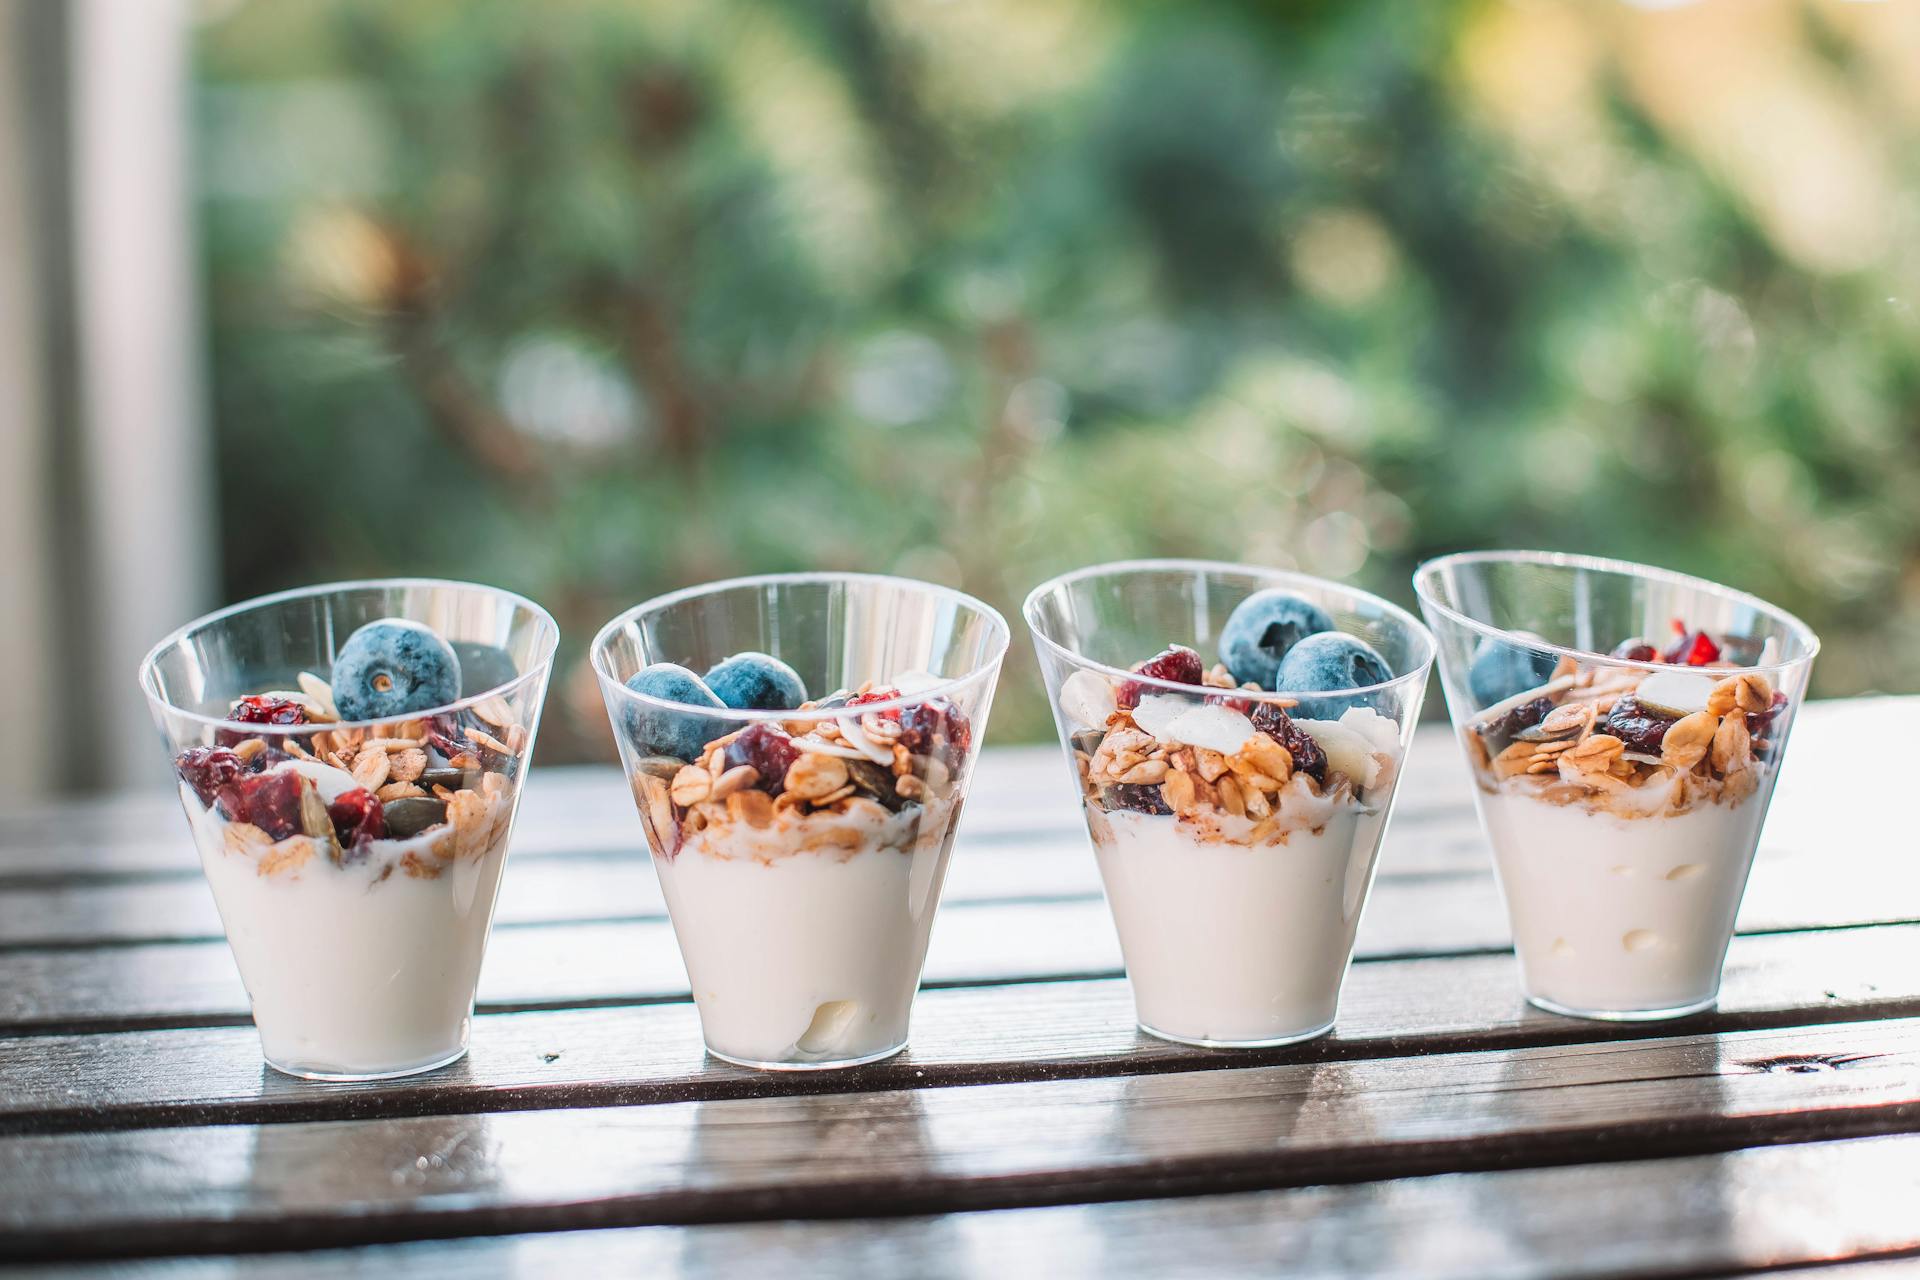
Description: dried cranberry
xmin=428 ymin=715 xmax=514 ymax=774
xmin=1117 ymin=644 xmax=1206 ymax=710
xmin=1662 ymin=626 xmax=1721 ymax=667
xmin=215 ymin=694 xmax=309 ymax=747
xmin=1250 ymin=702 xmax=1327 ymax=784
xmin=846 ymin=687 xmax=903 ymax=720
xmin=1604 ymin=695 xmax=1679 ymax=754
xmin=1747 ymin=690 xmax=1788 ymax=743
xmin=327 ymin=787 xmax=386 ymax=848
xmin=1611 ymin=639 xmax=1659 ymax=663
xmin=175 ymin=747 xmax=243 ymax=807
xmin=724 ymin=722 xmax=800 ymax=792
xmin=897 ymin=698 xmax=972 ymax=765
xmin=1479 ymin=696 xmax=1553 ymax=747
xmin=1104 ymin=783 xmax=1172 ymax=815
xmin=216 ymin=770 xmax=306 ymax=841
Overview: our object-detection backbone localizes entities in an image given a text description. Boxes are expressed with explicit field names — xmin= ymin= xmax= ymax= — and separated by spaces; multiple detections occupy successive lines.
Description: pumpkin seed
xmin=632 ymin=755 xmax=686 ymax=780
xmin=383 ymin=796 xmax=448 ymax=839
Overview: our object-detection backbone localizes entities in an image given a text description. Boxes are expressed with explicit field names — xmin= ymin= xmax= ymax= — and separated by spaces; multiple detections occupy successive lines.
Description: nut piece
xmin=351 ymin=749 xmax=391 ymax=792
xmin=1492 ymin=740 xmax=1538 ymax=780
xmin=1711 ymin=712 xmax=1752 ymax=775
xmin=669 ymin=764 xmax=712 ymax=807
xmin=1659 ymin=713 xmax=1718 ymax=771
xmin=1707 ymin=672 xmax=1774 ymax=718
xmin=1116 ymin=759 xmax=1169 ymax=786
xmin=784 ymin=752 xmax=851 ymax=801
xmin=1162 ymin=767 xmax=1198 ymax=813
xmin=1540 ymin=702 xmax=1595 ymax=738
xmin=1215 ymin=773 xmax=1247 ymax=817
xmin=707 ymin=765 xmax=760 ymax=801
xmin=726 ymin=789 xmax=775 ymax=829
xmin=387 ymin=747 xmax=427 ymax=784
xmin=1237 ymin=735 xmax=1294 ymax=785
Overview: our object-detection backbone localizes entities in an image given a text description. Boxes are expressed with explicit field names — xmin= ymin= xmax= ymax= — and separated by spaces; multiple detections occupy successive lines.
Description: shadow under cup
xmin=1414 ymin=551 xmax=1819 ymax=1020
xmin=140 ymin=580 xmax=558 ymax=1081
xmin=1024 ymin=560 xmax=1435 ymax=1048
xmin=592 ymin=573 xmax=1008 ymax=1071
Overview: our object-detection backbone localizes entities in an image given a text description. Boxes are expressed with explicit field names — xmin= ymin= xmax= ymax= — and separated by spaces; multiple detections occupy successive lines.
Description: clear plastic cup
xmin=591 ymin=572 xmax=1008 ymax=1070
xmin=1024 ymin=559 xmax=1434 ymax=1048
xmin=139 ymin=579 xmax=558 ymax=1080
xmin=1414 ymin=550 xmax=1819 ymax=1020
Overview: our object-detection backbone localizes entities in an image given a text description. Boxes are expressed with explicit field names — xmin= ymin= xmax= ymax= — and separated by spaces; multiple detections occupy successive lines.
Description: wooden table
xmin=2 ymin=698 xmax=1917 ymax=1277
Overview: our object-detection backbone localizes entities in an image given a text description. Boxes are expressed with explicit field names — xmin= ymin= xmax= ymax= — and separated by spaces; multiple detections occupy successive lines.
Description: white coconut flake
xmin=835 ymin=715 xmax=896 ymax=765
xmin=791 ymin=735 xmax=875 ymax=761
xmin=1128 ymin=694 xmax=1189 ymax=741
xmin=1059 ymin=669 xmax=1118 ymax=729
xmin=1161 ymin=703 xmax=1258 ymax=756
xmin=1635 ymin=670 xmax=1715 ymax=718
xmin=1293 ymin=718 xmax=1389 ymax=791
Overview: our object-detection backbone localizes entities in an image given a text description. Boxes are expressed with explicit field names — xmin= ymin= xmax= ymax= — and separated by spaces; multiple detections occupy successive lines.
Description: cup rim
xmin=138 ymin=577 xmax=561 ymax=734
xmin=591 ymin=570 xmax=1012 ymax=724
xmin=1411 ymin=549 xmax=1822 ymax=678
xmin=1021 ymin=557 xmax=1436 ymax=704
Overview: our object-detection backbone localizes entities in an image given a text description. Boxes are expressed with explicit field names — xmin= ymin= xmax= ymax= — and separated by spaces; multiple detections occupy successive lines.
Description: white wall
xmin=69 ymin=0 xmax=214 ymax=788
xmin=0 ymin=0 xmax=58 ymax=800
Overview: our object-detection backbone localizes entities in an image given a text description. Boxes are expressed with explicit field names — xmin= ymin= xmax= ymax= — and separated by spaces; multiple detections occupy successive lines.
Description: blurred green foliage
xmin=194 ymin=0 xmax=1920 ymax=758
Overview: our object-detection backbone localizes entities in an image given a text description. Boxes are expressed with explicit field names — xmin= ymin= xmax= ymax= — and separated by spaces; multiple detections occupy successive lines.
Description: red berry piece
xmin=1250 ymin=701 xmax=1327 ymax=784
xmin=1478 ymin=696 xmax=1554 ymax=747
xmin=1117 ymin=644 xmax=1205 ymax=710
xmin=1747 ymin=690 xmax=1788 ymax=743
xmin=1105 ymin=782 xmax=1172 ymax=815
xmin=1661 ymin=627 xmax=1721 ymax=666
xmin=328 ymin=787 xmax=387 ymax=849
xmin=175 ymin=747 xmax=244 ymax=807
xmin=724 ymin=722 xmax=800 ymax=793
xmin=897 ymin=698 xmax=973 ymax=765
xmin=216 ymin=770 xmax=306 ymax=841
xmin=215 ymin=694 xmax=309 ymax=747
xmin=846 ymin=687 xmax=903 ymax=721
xmin=1603 ymin=695 xmax=1679 ymax=754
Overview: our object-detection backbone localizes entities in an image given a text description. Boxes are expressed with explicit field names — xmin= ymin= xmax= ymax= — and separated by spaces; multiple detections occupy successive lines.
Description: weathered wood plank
xmin=20 ymin=1135 xmax=1920 ymax=1278
xmin=1 ymin=1019 xmax=1917 ymax=1260
xmin=0 ymin=921 xmax=1914 ymax=1135
xmin=4 ymin=848 xmax=1916 ymax=1034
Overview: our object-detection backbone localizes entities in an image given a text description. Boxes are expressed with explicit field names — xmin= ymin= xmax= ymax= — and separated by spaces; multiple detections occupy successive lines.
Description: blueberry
xmin=623 ymin=663 xmax=729 ymax=761
xmin=703 ymin=651 xmax=808 ymax=711
xmin=1273 ymin=632 xmax=1393 ymax=718
xmin=332 ymin=619 xmax=461 ymax=721
xmin=1218 ymin=590 xmax=1334 ymax=689
xmin=1467 ymin=633 xmax=1557 ymax=709
xmin=450 ymin=640 xmax=520 ymax=695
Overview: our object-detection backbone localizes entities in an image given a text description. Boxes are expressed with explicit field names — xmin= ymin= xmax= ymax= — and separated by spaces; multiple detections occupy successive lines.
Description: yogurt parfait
xmin=140 ymin=580 xmax=557 ymax=1080
xmin=1025 ymin=560 xmax=1433 ymax=1048
xmin=1415 ymin=551 xmax=1819 ymax=1020
xmin=593 ymin=573 xmax=1007 ymax=1070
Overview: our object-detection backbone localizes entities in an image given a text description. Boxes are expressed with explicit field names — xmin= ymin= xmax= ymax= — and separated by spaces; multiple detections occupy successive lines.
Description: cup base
xmin=706 ymin=1040 xmax=908 ymax=1072
xmin=1137 ymin=1018 xmax=1336 ymax=1050
xmin=264 ymin=1044 xmax=470 ymax=1082
xmin=1525 ymin=992 xmax=1718 ymax=1023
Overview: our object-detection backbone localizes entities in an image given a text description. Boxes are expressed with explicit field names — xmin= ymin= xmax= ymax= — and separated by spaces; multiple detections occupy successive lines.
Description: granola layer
xmin=1464 ymin=662 xmax=1783 ymax=821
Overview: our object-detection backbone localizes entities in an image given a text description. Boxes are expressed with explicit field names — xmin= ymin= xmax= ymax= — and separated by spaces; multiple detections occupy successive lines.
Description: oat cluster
xmin=630 ymin=681 xmax=966 ymax=861
xmin=178 ymin=671 xmax=526 ymax=883
xmin=1070 ymin=662 xmax=1390 ymax=848
xmin=1466 ymin=661 xmax=1782 ymax=819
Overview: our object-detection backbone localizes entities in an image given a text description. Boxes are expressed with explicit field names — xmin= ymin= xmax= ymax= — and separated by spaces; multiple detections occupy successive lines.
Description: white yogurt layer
xmin=654 ymin=801 xmax=954 ymax=1066
xmin=183 ymin=764 xmax=512 ymax=1078
xmin=1090 ymin=801 xmax=1388 ymax=1045
xmin=1478 ymin=790 xmax=1767 ymax=1015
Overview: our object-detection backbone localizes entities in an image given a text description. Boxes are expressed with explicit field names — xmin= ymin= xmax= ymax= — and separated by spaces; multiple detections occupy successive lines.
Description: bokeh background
xmin=7 ymin=0 xmax=1919 ymax=789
